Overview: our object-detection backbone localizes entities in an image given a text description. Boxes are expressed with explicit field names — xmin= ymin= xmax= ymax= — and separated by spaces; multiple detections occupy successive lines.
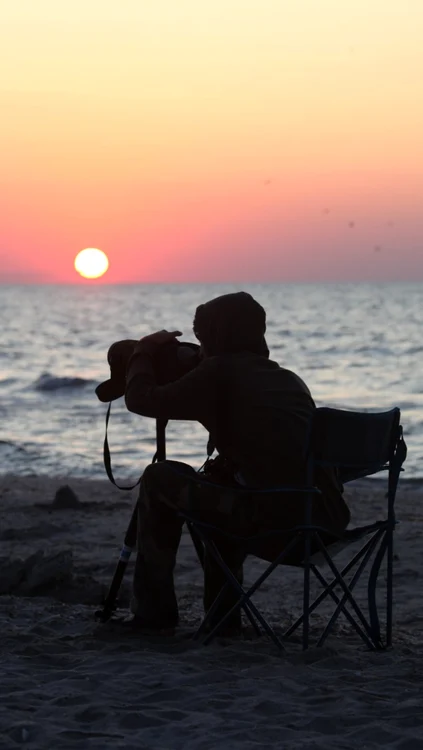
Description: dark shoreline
xmin=0 ymin=471 xmax=419 ymax=488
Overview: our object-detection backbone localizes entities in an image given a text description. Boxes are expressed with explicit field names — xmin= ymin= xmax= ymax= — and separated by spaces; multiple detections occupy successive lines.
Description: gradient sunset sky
xmin=1 ymin=0 xmax=422 ymax=283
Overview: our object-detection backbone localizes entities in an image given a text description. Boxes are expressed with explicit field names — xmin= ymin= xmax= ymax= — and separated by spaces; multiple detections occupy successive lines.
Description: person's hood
xmin=193 ymin=291 xmax=269 ymax=357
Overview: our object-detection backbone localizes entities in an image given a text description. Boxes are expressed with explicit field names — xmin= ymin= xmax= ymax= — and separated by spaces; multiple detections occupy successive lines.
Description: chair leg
xmin=191 ymin=530 xmax=262 ymax=638
xmin=201 ymin=536 xmax=302 ymax=651
xmin=386 ymin=527 xmax=394 ymax=648
xmin=315 ymin=531 xmax=384 ymax=648
xmin=315 ymin=536 xmax=380 ymax=647
xmin=283 ymin=532 xmax=381 ymax=640
xmin=187 ymin=522 xmax=205 ymax=569
xmin=302 ymin=531 xmax=312 ymax=650
xmin=201 ymin=543 xmax=284 ymax=650
xmin=205 ymin=541 xmax=262 ymax=638
xmin=312 ymin=566 xmax=375 ymax=651
xmin=241 ymin=602 xmax=263 ymax=637
xmin=193 ymin=581 xmax=232 ymax=640
xmin=202 ymin=573 xmax=283 ymax=650
xmin=204 ymin=599 xmax=283 ymax=650
xmin=367 ymin=533 xmax=388 ymax=649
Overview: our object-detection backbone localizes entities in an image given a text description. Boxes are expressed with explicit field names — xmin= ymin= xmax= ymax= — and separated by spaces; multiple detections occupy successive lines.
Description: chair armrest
xmin=166 ymin=465 xmax=321 ymax=496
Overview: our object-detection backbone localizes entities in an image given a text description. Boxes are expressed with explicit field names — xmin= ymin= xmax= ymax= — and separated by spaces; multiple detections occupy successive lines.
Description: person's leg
xmin=131 ymin=460 xmax=198 ymax=628
xmin=132 ymin=460 xmax=249 ymax=632
xmin=198 ymin=492 xmax=251 ymax=632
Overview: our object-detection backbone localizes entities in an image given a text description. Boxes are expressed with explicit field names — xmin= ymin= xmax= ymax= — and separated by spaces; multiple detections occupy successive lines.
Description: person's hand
xmin=136 ymin=329 xmax=182 ymax=353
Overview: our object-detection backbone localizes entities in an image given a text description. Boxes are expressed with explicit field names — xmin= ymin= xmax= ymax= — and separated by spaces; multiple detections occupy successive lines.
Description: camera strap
xmin=103 ymin=403 xmax=168 ymax=490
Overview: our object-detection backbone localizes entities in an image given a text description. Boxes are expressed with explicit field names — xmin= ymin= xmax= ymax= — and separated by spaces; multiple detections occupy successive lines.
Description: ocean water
xmin=0 ymin=283 xmax=422 ymax=480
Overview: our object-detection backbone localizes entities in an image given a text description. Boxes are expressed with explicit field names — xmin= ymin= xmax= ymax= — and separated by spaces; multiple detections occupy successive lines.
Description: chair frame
xmin=180 ymin=407 xmax=407 ymax=651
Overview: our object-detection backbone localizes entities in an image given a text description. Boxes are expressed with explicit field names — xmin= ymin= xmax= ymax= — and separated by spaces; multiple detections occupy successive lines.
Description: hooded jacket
xmin=125 ymin=292 xmax=350 ymax=531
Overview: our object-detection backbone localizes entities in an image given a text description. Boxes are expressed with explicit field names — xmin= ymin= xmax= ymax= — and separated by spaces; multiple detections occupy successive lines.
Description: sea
xmin=1 ymin=283 xmax=422 ymax=481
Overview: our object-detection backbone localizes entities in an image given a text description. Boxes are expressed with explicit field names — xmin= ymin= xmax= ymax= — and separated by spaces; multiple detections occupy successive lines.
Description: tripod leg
xmin=96 ymin=418 xmax=167 ymax=621
xmin=95 ymin=501 xmax=138 ymax=621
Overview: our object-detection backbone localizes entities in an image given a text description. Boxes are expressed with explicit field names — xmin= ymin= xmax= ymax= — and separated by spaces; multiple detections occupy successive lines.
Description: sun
xmin=74 ymin=248 xmax=109 ymax=279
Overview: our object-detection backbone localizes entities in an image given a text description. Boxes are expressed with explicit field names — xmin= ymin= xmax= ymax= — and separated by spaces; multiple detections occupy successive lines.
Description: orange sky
xmin=1 ymin=0 xmax=422 ymax=283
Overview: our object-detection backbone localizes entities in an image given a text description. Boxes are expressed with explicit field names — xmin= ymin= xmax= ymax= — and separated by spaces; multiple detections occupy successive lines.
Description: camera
xmin=96 ymin=338 xmax=201 ymax=403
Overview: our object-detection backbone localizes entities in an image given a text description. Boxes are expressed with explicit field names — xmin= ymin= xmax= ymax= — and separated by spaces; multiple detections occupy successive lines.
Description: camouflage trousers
xmin=132 ymin=460 xmax=249 ymax=629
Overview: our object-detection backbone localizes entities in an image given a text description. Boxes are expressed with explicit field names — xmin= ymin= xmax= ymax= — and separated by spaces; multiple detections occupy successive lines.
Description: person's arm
xmin=125 ymin=345 xmax=217 ymax=421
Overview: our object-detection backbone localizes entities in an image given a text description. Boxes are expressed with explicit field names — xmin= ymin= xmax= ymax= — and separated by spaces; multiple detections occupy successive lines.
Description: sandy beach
xmin=1 ymin=473 xmax=423 ymax=749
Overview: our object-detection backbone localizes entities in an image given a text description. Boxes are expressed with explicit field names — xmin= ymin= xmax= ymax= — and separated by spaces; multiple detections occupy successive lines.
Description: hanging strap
xmin=103 ymin=402 xmax=168 ymax=490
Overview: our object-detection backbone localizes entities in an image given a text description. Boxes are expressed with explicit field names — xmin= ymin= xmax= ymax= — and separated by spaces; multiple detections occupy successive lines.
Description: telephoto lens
xmin=96 ymin=338 xmax=201 ymax=402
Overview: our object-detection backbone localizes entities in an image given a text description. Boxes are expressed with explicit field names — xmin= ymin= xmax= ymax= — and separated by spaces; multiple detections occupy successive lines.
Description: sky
xmin=1 ymin=0 xmax=422 ymax=283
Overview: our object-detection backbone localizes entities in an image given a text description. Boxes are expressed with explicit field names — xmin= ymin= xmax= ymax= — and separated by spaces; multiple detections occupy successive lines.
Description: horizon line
xmin=1 ymin=279 xmax=422 ymax=287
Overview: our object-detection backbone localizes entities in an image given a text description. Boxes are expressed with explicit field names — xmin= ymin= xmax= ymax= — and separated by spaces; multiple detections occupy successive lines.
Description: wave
xmin=33 ymin=372 xmax=95 ymax=392
xmin=0 ymin=377 xmax=18 ymax=387
xmin=0 ymin=439 xmax=29 ymax=454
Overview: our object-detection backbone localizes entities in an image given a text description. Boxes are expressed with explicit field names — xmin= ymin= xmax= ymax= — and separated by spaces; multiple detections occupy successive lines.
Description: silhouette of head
xmin=193 ymin=291 xmax=269 ymax=357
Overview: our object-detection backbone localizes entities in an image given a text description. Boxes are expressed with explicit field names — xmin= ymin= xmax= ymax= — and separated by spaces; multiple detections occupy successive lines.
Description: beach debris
xmin=0 ymin=550 xmax=73 ymax=595
xmin=20 ymin=550 xmax=73 ymax=594
xmin=52 ymin=484 xmax=81 ymax=509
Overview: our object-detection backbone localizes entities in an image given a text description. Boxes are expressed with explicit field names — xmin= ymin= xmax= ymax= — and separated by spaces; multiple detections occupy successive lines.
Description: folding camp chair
xmin=180 ymin=407 xmax=407 ymax=651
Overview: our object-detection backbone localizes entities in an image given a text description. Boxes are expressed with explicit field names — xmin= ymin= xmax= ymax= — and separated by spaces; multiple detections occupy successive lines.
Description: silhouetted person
xmin=124 ymin=292 xmax=350 ymax=633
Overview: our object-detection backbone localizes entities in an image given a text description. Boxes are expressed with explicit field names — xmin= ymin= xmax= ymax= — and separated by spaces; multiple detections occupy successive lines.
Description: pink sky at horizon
xmin=1 ymin=0 xmax=422 ymax=284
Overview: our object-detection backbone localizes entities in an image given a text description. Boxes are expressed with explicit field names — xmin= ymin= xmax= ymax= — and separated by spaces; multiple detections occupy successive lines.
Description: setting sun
xmin=74 ymin=248 xmax=109 ymax=279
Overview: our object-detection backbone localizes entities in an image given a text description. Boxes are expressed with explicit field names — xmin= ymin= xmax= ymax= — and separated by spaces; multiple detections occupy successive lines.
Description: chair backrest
xmin=311 ymin=407 xmax=401 ymax=476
